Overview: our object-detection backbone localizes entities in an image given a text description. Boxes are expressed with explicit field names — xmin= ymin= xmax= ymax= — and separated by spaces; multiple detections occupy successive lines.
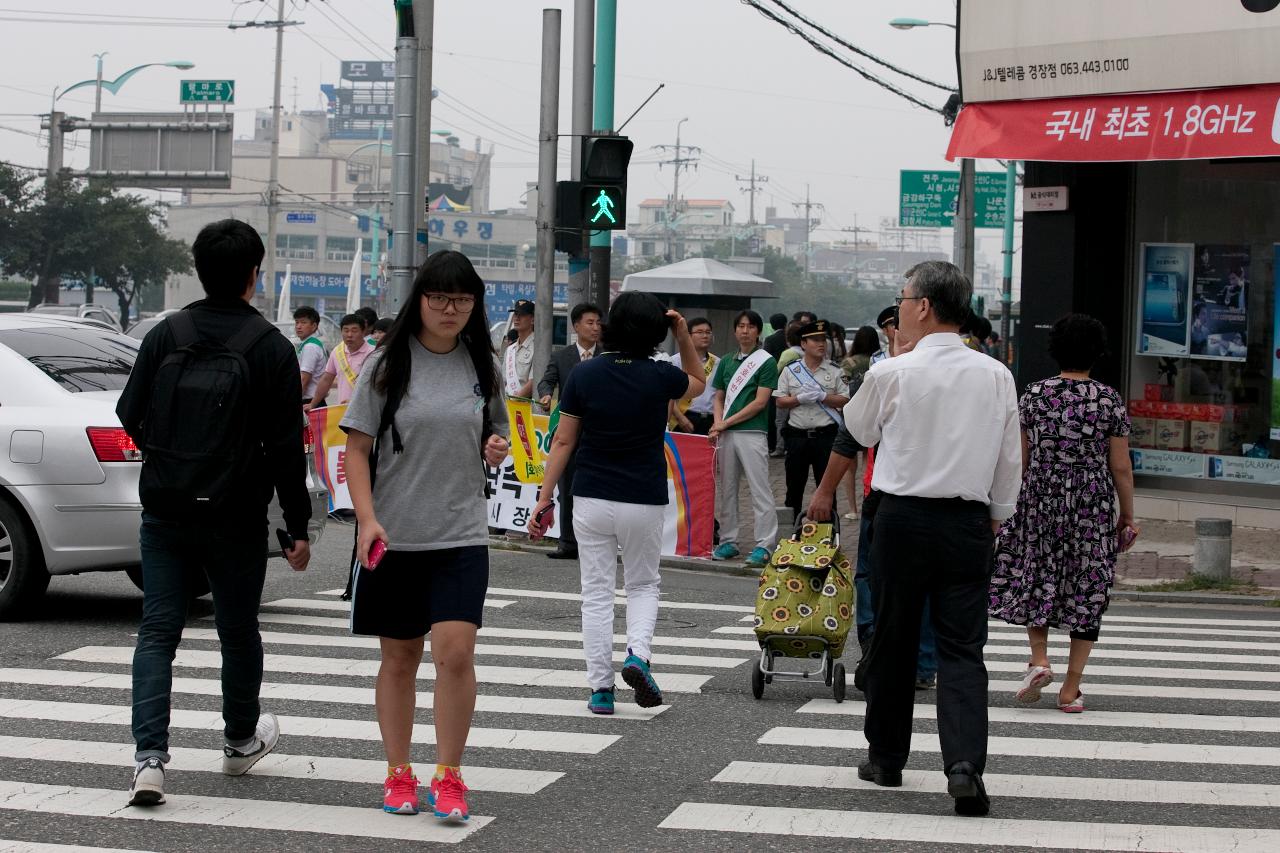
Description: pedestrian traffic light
xmin=556 ymin=133 xmax=632 ymax=231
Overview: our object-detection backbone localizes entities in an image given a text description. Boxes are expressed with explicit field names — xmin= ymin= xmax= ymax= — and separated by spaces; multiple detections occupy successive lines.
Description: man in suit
xmin=537 ymin=303 xmax=603 ymax=560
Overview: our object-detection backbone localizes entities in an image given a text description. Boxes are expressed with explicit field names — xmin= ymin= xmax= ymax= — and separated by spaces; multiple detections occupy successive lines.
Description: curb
xmin=490 ymin=537 xmax=1280 ymax=605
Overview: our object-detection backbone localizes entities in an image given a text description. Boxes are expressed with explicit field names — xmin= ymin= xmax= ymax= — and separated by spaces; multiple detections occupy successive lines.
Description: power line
xmin=765 ymin=0 xmax=954 ymax=92
xmin=296 ymin=27 xmax=344 ymax=63
xmin=318 ymin=0 xmax=392 ymax=60
xmin=0 ymin=14 xmax=226 ymax=28
xmin=739 ymin=0 xmax=945 ymax=115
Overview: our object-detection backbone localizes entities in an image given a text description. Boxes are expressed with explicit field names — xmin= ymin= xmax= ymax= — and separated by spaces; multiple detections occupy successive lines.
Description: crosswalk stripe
xmin=240 ymin=612 xmax=764 ymax=651
xmin=710 ymin=761 xmax=1280 ymax=808
xmin=0 ymin=780 xmax=489 ymax=842
xmin=0 ymin=735 xmax=561 ymax=795
xmin=56 ymin=646 xmax=714 ymax=693
xmin=0 ymin=844 xmax=159 ymax=853
xmin=986 ymin=679 xmax=1280 ymax=703
xmin=794 ymin=698 xmax=1280 ymax=733
xmin=1077 ymin=614 xmax=1280 ymax=629
xmin=486 ymin=586 xmax=756 ymax=614
xmin=758 ymin=726 xmax=1280 ymax=766
xmin=0 ymin=698 xmax=618 ymax=755
xmin=657 ymin=802 xmax=1280 ymax=852
xmin=0 ymin=668 xmax=666 ymax=721
xmin=176 ymin=627 xmax=745 ymax=669
xmin=264 ymin=597 xmax=515 ymax=612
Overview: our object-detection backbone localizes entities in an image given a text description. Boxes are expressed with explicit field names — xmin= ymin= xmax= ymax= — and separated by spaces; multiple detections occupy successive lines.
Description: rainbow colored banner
xmin=308 ymin=404 xmax=351 ymax=512
xmin=662 ymin=433 xmax=716 ymax=558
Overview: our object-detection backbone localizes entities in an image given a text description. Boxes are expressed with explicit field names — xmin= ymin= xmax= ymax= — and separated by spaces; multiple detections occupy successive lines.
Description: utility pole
xmin=999 ymin=159 xmax=1017 ymax=365
xmin=793 ymin=184 xmax=823 ymax=279
xmin=388 ymin=1 xmax=419 ymax=313
xmin=841 ymin=217 xmax=870 ymax=289
xmin=534 ymin=8 xmax=561 ymax=393
xmin=34 ymin=107 xmax=65 ymax=306
xmin=588 ymin=0 xmax=617 ymax=308
xmin=412 ymin=0 xmax=434 ymax=270
xmin=735 ymin=158 xmax=768 ymax=225
xmin=566 ymin=0 xmax=594 ymax=311
xmin=229 ymin=1 xmax=297 ymax=315
xmin=653 ymin=118 xmax=699 ymax=261
xmin=952 ymin=157 xmax=975 ymax=284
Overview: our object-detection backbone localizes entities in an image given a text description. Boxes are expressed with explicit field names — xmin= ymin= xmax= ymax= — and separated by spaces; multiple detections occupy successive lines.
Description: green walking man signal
xmin=555 ymin=134 xmax=633 ymax=233
xmin=589 ymin=188 xmax=617 ymax=224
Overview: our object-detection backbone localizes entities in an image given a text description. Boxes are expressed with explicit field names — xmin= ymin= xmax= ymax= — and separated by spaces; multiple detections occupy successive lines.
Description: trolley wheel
xmin=751 ymin=661 xmax=765 ymax=699
xmin=833 ymin=663 xmax=847 ymax=703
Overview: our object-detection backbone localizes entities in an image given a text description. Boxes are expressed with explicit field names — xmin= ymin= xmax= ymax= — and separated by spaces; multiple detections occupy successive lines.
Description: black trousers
xmin=557 ymin=453 xmax=577 ymax=545
xmin=782 ymin=424 xmax=838 ymax=521
xmin=863 ymin=494 xmax=992 ymax=775
xmin=766 ymin=399 xmax=778 ymax=452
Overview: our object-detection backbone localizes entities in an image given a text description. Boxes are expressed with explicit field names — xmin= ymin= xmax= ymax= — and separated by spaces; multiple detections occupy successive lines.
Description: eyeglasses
xmin=894 ymin=295 xmax=924 ymax=307
xmin=425 ymin=293 xmax=476 ymax=311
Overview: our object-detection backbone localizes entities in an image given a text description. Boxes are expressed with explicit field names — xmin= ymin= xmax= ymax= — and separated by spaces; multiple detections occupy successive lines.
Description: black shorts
xmin=349 ymin=546 xmax=489 ymax=639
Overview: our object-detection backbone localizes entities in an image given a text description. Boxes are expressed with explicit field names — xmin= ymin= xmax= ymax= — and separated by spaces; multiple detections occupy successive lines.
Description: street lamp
xmin=56 ymin=58 xmax=195 ymax=113
xmin=889 ymin=17 xmax=956 ymax=30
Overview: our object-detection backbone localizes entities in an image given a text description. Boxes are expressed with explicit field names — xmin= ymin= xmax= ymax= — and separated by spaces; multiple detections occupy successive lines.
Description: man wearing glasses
xmin=844 ymin=261 xmax=1020 ymax=818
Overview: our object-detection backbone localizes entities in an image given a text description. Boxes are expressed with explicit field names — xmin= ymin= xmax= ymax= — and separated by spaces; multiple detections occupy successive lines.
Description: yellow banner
xmin=508 ymin=398 xmax=547 ymax=483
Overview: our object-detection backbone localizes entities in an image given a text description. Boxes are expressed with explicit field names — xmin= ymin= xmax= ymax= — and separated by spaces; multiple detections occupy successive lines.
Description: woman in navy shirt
xmin=529 ymin=293 xmax=704 ymax=714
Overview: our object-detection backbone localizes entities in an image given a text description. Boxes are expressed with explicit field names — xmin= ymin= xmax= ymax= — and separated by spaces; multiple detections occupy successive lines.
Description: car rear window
xmin=0 ymin=326 xmax=137 ymax=393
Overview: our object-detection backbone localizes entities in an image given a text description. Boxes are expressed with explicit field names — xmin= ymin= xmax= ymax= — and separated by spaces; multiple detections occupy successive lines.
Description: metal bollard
xmin=1193 ymin=518 xmax=1233 ymax=581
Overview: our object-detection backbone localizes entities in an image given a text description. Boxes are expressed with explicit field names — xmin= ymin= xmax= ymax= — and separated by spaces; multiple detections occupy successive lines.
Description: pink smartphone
xmin=367 ymin=540 xmax=387 ymax=569
xmin=1118 ymin=525 xmax=1138 ymax=552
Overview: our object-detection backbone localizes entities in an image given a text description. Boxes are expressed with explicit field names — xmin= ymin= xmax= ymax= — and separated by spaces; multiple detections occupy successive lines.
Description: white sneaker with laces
xmin=1015 ymin=665 xmax=1053 ymax=704
xmin=128 ymin=757 xmax=166 ymax=806
xmin=222 ymin=712 xmax=280 ymax=776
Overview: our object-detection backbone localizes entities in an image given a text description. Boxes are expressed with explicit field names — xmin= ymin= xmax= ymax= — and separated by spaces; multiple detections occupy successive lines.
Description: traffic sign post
xmin=180 ymin=79 xmax=235 ymax=104
xmin=899 ymin=169 xmax=1007 ymax=229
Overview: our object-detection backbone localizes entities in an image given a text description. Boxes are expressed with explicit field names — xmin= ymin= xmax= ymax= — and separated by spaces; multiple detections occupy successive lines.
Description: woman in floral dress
xmin=988 ymin=314 xmax=1137 ymax=713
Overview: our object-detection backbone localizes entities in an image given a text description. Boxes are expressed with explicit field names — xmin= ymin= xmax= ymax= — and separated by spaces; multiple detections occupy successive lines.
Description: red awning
xmin=946 ymin=82 xmax=1280 ymax=162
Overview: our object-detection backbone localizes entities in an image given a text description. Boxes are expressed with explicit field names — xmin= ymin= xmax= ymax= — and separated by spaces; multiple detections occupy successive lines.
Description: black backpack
xmin=138 ymin=309 xmax=276 ymax=516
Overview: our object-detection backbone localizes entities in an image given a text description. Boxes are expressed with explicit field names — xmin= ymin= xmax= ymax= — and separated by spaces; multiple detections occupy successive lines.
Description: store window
xmin=1128 ymin=159 xmax=1280 ymax=488
xmin=276 ymin=234 xmax=317 ymax=260
xmin=326 ymin=236 xmax=357 ymax=262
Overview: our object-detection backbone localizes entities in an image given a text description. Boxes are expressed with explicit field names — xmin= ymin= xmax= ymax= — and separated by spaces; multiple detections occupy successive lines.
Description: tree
xmin=0 ymin=164 xmax=190 ymax=315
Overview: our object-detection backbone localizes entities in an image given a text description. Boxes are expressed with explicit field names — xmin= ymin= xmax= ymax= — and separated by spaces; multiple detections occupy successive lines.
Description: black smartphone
xmin=276 ymin=529 xmax=296 ymax=553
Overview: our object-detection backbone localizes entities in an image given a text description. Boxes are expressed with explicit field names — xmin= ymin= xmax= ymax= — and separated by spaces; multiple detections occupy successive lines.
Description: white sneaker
xmin=222 ymin=712 xmax=280 ymax=776
xmin=1015 ymin=665 xmax=1053 ymax=704
xmin=128 ymin=757 xmax=166 ymax=806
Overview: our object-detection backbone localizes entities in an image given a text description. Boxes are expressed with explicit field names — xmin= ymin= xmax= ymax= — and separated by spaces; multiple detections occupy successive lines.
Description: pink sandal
xmin=1058 ymin=691 xmax=1085 ymax=713
xmin=1015 ymin=665 xmax=1053 ymax=704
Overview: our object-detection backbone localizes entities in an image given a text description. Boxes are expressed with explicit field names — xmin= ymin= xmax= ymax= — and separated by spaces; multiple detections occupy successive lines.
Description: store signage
xmin=899 ymin=170 xmax=1008 ymax=229
xmin=286 ymin=212 xmax=317 ymax=224
xmin=1136 ymin=243 xmax=1194 ymax=357
xmin=1129 ymin=449 xmax=1206 ymax=479
xmin=1023 ymin=186 xmax=1068 ymax=212
xmin=959 ymin=0 xmax=1280 ymax=103
xmin=1207 ymin=455 xmax=1280 ymax=485
xmin=947 ymin=82 xmax=1280 ymax=162
xmin=340 ymin=61 xmax=395 ymax=83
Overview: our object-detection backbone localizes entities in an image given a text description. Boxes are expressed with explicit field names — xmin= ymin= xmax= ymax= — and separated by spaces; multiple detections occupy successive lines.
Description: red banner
xmin=947 ymin=83 xmax=1280 ymax=162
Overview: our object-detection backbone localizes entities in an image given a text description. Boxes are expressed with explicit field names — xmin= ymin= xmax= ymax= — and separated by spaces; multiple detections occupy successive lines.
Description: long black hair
xmin=373 ymin=250 xmax=498 ymax=405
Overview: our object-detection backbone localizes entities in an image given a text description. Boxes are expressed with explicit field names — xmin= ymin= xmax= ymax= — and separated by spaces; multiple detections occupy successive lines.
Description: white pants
xmin=574 ymin=496 xmax=664 ymax=691
xmin=718 ymin=430 xmax=778 ymax=550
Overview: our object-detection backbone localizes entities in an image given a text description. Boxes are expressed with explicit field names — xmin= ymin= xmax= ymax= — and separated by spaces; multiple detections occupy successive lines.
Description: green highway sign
xmin=180 ymin=79 xmax=235 ymax=104
xmin=899 ymin=170 xmax=1007 ymax=229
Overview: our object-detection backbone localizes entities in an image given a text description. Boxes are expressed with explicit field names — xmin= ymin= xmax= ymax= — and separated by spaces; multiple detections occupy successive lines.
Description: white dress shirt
xmin=843 ymin=332 xmax=1022 ymax=519
xmin=672 ymin=351 xmax=719 ymax=414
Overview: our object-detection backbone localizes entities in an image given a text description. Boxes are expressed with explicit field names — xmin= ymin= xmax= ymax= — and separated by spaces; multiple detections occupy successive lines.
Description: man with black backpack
xmin=116 ymin=219 xmax=313 ymax=807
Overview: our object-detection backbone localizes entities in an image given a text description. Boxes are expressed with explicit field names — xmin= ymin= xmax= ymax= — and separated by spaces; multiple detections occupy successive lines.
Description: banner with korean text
xmin=947 ymin=82 xmax=1280 ymax=163
xmin=309 ymin=404 xmax=352 ymax=512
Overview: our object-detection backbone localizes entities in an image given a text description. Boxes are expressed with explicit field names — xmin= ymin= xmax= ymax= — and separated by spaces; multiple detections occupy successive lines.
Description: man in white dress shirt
xmin=843 ymin=260 xmax=1021 ymax=817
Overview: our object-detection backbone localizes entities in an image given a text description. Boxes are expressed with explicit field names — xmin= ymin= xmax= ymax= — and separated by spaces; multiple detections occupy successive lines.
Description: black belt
xmin=783 ymin=424 xmax=838 ymax=438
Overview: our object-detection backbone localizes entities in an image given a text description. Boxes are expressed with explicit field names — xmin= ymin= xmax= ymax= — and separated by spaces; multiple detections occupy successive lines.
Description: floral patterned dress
xmin=988 ymin=378 xmax=1131 ymax=632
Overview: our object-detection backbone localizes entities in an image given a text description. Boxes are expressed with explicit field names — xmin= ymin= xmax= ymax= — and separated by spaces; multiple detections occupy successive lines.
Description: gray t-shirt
xmin=340 ymin=340 xmax=509 ymax=550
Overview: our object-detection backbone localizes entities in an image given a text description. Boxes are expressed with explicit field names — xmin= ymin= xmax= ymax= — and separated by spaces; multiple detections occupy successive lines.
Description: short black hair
xmin=687 ymin=316 xmax=712 ymax=333
xmin=372 ymin=317 xmax=394 ymax=333
xmin=192 ymin=219 xmax=265 ymax=300
xmin=972 ymin=316 xmax=993 ymax=341
xmin=792 ymin=310 xmax=816 ymax=324
xmin=904 ymin=260 xmax=972 ymax=326
xmin=340 ymin=313 xmax=366 ymax=330
xmin=293 ymin=306 xmax=320 ymax=325
xmin=785 ymin=320 xmax=803 ymax=347
xmin=601 ymin=291 xmax=669 ymax=357
xmin=1048 ymin=313 xmax=1108 ymax=371
xmin=571 ymin=302 xmax=602 ymax=325
xmin=769 ymin=312 xmax=787 ymax=329
xmin=852 ymin=325 xmax=880 ymax=356
xmin=355 ymin=306 xmax=378 ymax=327
xmin=734 ymin=309 xmax=764 ymax=334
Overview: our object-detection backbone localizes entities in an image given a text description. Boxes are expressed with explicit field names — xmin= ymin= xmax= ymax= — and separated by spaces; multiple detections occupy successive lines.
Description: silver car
xmin=0 ymin=313 xmax=328 ymax=620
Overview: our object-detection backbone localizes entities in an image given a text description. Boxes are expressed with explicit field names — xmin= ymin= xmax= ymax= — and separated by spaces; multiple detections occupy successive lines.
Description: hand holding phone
xmin=1118 ymin=524 xmax=1139 ymax=552
xmin=528 ymin=501 xmax=554 ymax=540
xmin=276 ymin=529 xmax=295 ymax=554
xmin=367 ymin=539 xmax=387 ymax=569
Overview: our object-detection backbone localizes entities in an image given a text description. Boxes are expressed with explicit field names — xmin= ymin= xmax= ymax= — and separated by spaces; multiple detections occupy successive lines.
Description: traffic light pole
xmin=589 ymin=0 xmax=616 ymax=309
xmin=389 ymin=13 xmax=418 ymax=315
xmin=1000 ymin=159 xmax=1017 ymax=365
xmin=534 ymin=8 xmax=561 ymax=392
xmin=412 ymin=0 xmax=434 ymax=271
xmin=567 ymin=0 xmax=594 ymax=313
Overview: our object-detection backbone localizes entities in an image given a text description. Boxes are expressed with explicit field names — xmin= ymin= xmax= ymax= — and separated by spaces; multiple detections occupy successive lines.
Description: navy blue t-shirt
xmin=559 ymin=353 xmax=690 ymax=505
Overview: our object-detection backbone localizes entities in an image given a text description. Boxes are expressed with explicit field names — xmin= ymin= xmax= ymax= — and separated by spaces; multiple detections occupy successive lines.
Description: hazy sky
xmin=0 ymin=1 xmax=1002 ymax=259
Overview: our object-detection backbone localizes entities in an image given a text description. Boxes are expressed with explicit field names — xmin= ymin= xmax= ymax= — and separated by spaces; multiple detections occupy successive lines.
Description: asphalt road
xmin=1 ymin=521 xmax=1278 ymax=852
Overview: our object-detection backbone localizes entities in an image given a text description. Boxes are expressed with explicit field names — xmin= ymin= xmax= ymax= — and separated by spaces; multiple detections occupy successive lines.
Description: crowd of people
xmin=116 ymin=218 xmax=1137 ymax=824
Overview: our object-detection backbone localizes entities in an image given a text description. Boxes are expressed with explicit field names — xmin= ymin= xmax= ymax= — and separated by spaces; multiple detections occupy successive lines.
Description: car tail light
xmin=87 ymin=427 xmax=142 ymax=462
xmin=302 ymin=421 xmax=315 ymax=456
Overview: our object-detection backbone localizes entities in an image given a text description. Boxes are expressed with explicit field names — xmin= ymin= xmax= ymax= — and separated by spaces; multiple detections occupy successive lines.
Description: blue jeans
xmin=132 ymin=515 xmax=267 ymax=762
xmin=855 ymin=506 xmax=938 ymax=680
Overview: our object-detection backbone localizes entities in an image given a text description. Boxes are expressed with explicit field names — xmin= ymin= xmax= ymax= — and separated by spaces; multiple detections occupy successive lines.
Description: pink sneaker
xmin=428 ymin=768 xmax=470 ymax=822
xmin=383 ymin=766 xmax=420 ymax=815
